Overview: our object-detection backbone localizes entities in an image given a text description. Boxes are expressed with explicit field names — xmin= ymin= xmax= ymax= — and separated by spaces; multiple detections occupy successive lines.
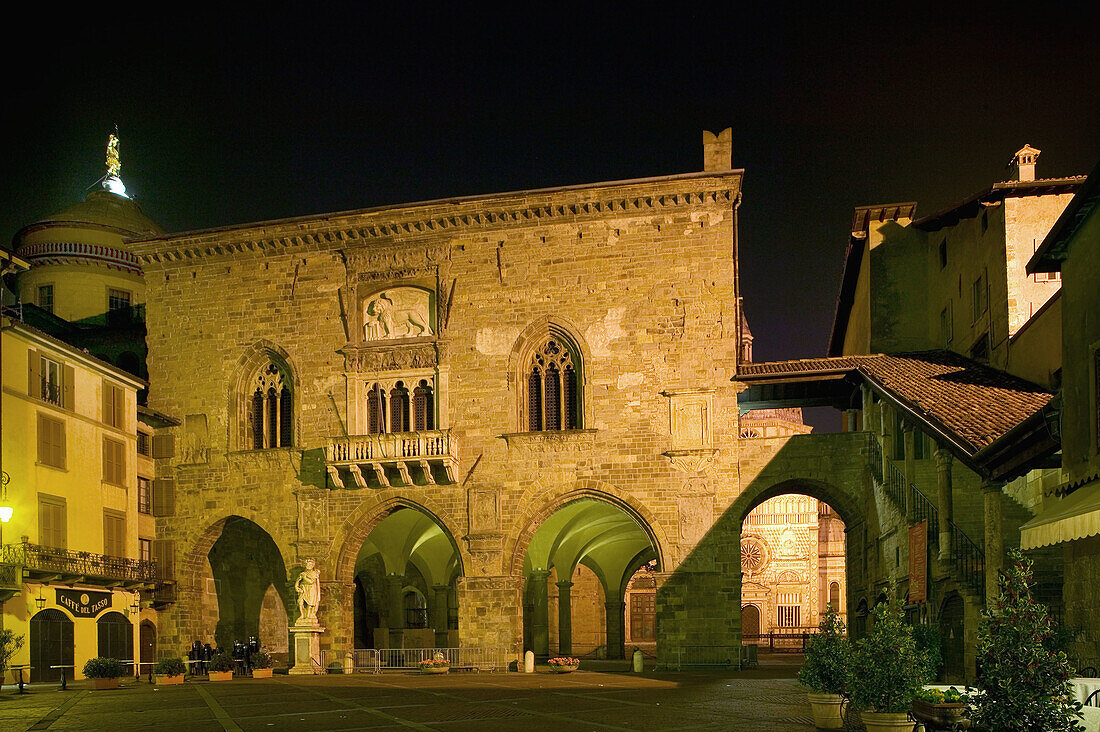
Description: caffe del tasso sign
xmin=56 ymin=589 xmax=112 ymax=617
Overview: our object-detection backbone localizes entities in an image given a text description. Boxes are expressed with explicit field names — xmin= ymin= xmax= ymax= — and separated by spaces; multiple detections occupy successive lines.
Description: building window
xmin=39 ymin=494 xmax=67 ymax=548
xmin=39 ymin=356 xmax=62 ymax=406
xmin=103 ymin=510 xmax=126 ymax=557
xmin=139 ymin=538 xmax=152 ymax=563
xmin=38 ymin=284 xmax=54 ymax=313
xmin=413 ymin=380 xmax=434 ymax=431
xmin=138 ymin=477 xmax=152 ymax=514
xmin=829 ymin=582 xmax=841 ymax=611
xmin=525 ymin=338 xmax=580 ymax=431
xmin=390 ymin=382 xmax=411 ymax=432
xmin=103 ymin=437 xmax=126 ymax=486
xmin=137 ymin=431 xmax=151 ymax=456
xmin=778 ymin=605 xmax=801 ymax=628
xmin=37 ymin=413 xmax=66 ymax=469
xmin=972 ymin=272 xmax=987 ymax=322
xmin=103 ymin=382 xmax=125 ymax=428
xmin=108 ymin=288 xmax=131 ymax=311
xmin=1034 ymin=270 xmax=1061 ymax=283
xmin=249 ymin=362 xmax=293 ymax=449
xmin=367 ymin=383 xmax=385 ymax=434
xmin=940 ymin=302 xmax=953 ymax=346
xmin=366 ymin=378 xmax=437 ymax=434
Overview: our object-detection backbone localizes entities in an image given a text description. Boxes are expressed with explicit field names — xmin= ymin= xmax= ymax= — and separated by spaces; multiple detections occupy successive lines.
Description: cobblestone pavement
xmin=0 ymin=664 xmax=816 ymax=731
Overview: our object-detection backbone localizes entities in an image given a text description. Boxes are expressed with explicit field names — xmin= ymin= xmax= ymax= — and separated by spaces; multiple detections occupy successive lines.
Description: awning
xmin=1020 ymin=479 xmax=1100 ymax=549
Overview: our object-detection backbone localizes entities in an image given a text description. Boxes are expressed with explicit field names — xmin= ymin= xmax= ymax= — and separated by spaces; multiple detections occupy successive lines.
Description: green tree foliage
xmin=970 ymin=550 xmax=1083 ymax=732
xmin=154 ymin=657 xmax=187 ymax=676
xmin=798 ymin=606 xmax=853 ymax=695
xmin=0 ymin=629 xmax=24 ymax=676
xmin=849 ymin=584 xmax=932 ymax=713
xmin=912 ymin=623 xmax=943 ymax=680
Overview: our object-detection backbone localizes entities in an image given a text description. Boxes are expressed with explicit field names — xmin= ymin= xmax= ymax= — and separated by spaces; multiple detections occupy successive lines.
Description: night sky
xmin=5 ymin=9 xmax=1098 ymax=375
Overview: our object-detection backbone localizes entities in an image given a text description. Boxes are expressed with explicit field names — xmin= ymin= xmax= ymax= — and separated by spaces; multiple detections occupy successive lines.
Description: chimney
xmin=1010 ymin=144 xmax=1040 ymax=182
xmin=703 ymin=128 xmax=733 ymax=171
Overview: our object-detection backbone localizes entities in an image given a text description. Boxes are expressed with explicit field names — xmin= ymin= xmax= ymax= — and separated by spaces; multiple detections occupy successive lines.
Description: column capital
xmin=432 ymin=584 xmax=451 ymax=593
xmin=528 ymin=569 xmax=551 ymax=580
xmin=556 ymin=580 xmax=574 ymax=590
xmin=981 ymin=481 xmax=1004 ymax=495
xmin=934 ymin=448 xmax=953 ymax=471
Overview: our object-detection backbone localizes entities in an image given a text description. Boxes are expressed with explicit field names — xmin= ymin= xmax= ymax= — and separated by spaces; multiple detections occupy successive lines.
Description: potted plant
xmin=968 ymin=550 xmax=1083 ymax=732
xmin=798 ymin=607 xmax=852 ymax=730
xmin=251 ymin=651 xmax=273 ymax=678
xmin=547 ymin=657 xmax=580 ymax=673
xmin=209 ymin=651 xmax=235 ymax=681
xmin=849 ymin=584 xmax=932 ymax=731
xmin=154 ymin=657 xmax=187 ymax=685
xmin=83 ymin=657 xmax=126 ymax=690
xmin=912 ymin=686 xmax=969 ymax=728
xmin=417 ymin=658 xmax=449 ymax=674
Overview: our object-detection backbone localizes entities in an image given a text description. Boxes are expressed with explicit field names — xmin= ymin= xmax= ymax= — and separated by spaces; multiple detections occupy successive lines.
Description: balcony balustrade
xmin=325 ymin=429 xmax=459 ymax=488
xmin=0 ymin=541 xmax=157 ymax=587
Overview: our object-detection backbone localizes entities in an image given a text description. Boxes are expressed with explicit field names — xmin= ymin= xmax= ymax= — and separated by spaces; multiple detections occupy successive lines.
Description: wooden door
xmin=31 ymin=609 xmax=73 ymax=683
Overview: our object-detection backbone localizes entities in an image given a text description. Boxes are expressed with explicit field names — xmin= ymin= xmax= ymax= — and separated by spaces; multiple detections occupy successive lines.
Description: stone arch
xmin=327 ymin=492 xmax=466 ymax=590
xmin=178 ymin=514 xmax=293 ymax=647
xmin=730 ymin=477 xmax=863 ymax=529
xmin=507 ymin=480 xmax=669 ymax=577
xmin=507 ymin=315 xmax=592 ymax=432
xmin=227 ymin=340 xmax=301 ymax=451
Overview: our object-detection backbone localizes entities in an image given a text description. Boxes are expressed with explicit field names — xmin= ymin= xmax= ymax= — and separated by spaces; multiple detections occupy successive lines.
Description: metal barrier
xmin=318 ymin=647 xmax=509 ymax=673
xmin=674 ymin=646 xmax=740 ymax=670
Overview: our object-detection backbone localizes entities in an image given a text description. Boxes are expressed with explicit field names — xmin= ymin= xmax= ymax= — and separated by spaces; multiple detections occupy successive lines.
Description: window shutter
xmin=62 ymin=364 xmax=75 ymax=410
xmin=37 ymin=414 xmax=51 ymax=464
xmin=28 ymin=349 xmax=40 ymax=397
xmin=57 ymin=418 xmax=66 ymax=469
xmin=152 ymin=434 xmax=174 ymax=459
xmin=152 ymin=478 xmax=175 ymax=516
xmin=152 ymin=539 xmax=175 ymax=580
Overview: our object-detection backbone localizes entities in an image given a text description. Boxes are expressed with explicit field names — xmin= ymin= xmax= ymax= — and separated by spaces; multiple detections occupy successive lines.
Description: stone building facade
xmin=132 ymin=130 xmax=821 ymax=665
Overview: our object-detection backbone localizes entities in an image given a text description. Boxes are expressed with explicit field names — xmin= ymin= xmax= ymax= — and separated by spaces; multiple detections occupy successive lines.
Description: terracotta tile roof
xmin=738 ymin=351 xmax=1052 ymax=454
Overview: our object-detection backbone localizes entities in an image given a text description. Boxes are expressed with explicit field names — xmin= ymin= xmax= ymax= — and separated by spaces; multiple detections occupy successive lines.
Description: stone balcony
xmin=324 ymin=429 xmax=459 ymax=488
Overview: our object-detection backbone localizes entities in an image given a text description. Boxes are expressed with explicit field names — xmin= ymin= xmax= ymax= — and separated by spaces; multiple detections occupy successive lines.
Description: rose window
xmin=740 ymin=537 xmax=769 ymax=574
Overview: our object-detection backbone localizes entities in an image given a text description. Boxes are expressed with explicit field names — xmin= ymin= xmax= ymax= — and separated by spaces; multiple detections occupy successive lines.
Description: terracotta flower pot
xmin=806 ymin=692 xmax=844 ymax=730
xmin=209 ymin=671 xmax=233 ymax=681
xmin=156 ymin=674 xmax=185 ymax=686
xmin=89 ymin=677 xmax=120 ymax=690
xmin=550 ymin=664 xmax=579 ymax=673
xmin=252 ymin=668 xmax=273 ymax=678
xmin=861 ymin=710 xmax=914 ymax=732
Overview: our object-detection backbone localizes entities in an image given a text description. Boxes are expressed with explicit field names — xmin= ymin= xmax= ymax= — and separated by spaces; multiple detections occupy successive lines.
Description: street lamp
xmin=0 ymin=471 xmax=13 ymax=547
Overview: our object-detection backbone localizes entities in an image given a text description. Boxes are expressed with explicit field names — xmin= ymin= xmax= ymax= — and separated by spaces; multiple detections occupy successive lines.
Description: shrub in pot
xmin=209 ymin=651 xmax=235 ymax=681
xmin=849 ymin=585 xmax=932 ymax=732
xmin=155 ymin=657 xmax=187 ymax=685
xmin=968 ymin=550 xmax=1083 ymax=732
xmin=83 ymin=657 xmax=126 ymax=690
xmin=797 ymin=607 xmax=852 ymax=730
xmin=251 ymin=651 xmax=273 ymax=678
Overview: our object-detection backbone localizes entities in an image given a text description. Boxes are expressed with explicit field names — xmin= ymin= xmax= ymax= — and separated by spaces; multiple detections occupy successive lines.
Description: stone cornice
xmin=130 ymin=171 xmax=743 ymax=265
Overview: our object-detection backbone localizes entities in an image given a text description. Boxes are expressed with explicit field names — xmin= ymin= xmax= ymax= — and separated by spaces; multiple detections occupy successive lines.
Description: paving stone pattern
xmin=1 ymin=668 xmax=816 ymax=731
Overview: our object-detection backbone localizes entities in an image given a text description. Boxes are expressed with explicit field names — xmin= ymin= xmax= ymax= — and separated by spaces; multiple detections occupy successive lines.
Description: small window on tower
xmin=38 ymin=285 xmax=54 ymax=313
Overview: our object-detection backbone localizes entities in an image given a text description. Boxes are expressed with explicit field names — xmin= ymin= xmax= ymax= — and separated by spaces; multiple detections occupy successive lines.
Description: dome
xmin=34 ymin=189 xmax=164 ymax=238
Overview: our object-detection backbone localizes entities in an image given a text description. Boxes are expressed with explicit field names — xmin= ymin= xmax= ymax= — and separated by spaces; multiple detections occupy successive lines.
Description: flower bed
xmin=547 ymin=657 xmax=580 ymax=673
xmin=418 ymin=659 xmax=450 ymax=674
xmin=912 ymin=688 xmax=970 ymax=729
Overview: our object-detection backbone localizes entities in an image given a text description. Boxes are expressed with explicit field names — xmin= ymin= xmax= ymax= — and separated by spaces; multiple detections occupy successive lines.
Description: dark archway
xmin=97 ymin=611 xmax=133 ymax=663
xmin=31 ymin=609 xmax=73 ymax=682
xmin=741 ymin=605 xmax=761 ymax=638
xmin=941 ymin=593 xmax=965 ymax=683
xmin=207 ymin=516 xmax=292 ymax=650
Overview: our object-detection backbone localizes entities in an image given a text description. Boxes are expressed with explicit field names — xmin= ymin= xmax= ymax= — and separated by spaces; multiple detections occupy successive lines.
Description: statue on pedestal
xmin=295 ymin=559 xmax=321 ymax=625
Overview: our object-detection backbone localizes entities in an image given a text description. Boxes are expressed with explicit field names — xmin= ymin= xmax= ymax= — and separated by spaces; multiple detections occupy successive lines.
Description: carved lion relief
xmin=362 ymin=288 xmax=434 ymax=341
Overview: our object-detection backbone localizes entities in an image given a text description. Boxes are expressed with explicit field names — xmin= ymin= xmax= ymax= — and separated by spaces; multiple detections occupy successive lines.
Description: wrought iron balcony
xmin=0 ymin=542 xmax=157 ymax=587
xmin=325 ymin=429 xmax=459 ymax=488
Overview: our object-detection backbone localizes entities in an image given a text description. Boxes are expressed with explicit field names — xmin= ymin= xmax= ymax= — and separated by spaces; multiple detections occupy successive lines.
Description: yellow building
xmin=0 ymin=316 xmax=158 ymax=682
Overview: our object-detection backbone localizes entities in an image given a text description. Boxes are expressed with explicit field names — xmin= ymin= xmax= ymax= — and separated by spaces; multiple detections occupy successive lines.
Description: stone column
xmin=982 ymin=483 xmax=1004 ymax=605
xmin=529 ymin=571 xmax=550 ymax=658
xmin=879 ymin=404 xmax=892 ymax=479
xmin=605 ymin=600 xmax=626 ymax=660
xmin=386 ymin=574 xmax=405 ymax=648
xmin=935 ymin=450 xmax=954 ymax=561
xmin=557 ymin=580 xmax=573 ymax=656
xmin=431 ymin=585 xmax=451 ymax=648
xmin=902 ymin=422 xmax=916 ymax=521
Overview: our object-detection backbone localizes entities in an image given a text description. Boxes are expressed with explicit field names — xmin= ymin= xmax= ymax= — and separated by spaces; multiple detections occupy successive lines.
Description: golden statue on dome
xmin=106 ymin=133 xmax=121 ymax=179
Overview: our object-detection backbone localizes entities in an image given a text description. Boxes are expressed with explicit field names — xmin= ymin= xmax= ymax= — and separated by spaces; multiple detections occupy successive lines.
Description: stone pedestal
xmin=289 ymin=621 xmax=325 ymax=675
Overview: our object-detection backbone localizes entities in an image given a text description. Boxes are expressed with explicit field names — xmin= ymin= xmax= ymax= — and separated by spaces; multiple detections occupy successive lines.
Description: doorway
xmin=30 ymin=609 xmax=74 ymax=682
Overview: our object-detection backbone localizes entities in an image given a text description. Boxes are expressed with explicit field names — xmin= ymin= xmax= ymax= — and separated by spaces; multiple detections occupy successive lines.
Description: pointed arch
xmin=508 ymin=316 xmax=591 ymax=433
xmin=229 ymin=340 xmax=300 ymax=451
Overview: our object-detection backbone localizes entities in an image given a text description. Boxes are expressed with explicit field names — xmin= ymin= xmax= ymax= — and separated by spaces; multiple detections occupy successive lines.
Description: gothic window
xmin=367 ymin=383 xmax=385 ymax=434
xmin=249 ymin=363 xmax=293 ymax=448
xmin=829 ymin=581 xmax=841 ymax=611
xmin=390 ymin=382 xmax=410 ymax=432
xmin=525 ymin=338 xmax=580 ymax=431
xmin=413 ymin=380 xmax=434 ymax=431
